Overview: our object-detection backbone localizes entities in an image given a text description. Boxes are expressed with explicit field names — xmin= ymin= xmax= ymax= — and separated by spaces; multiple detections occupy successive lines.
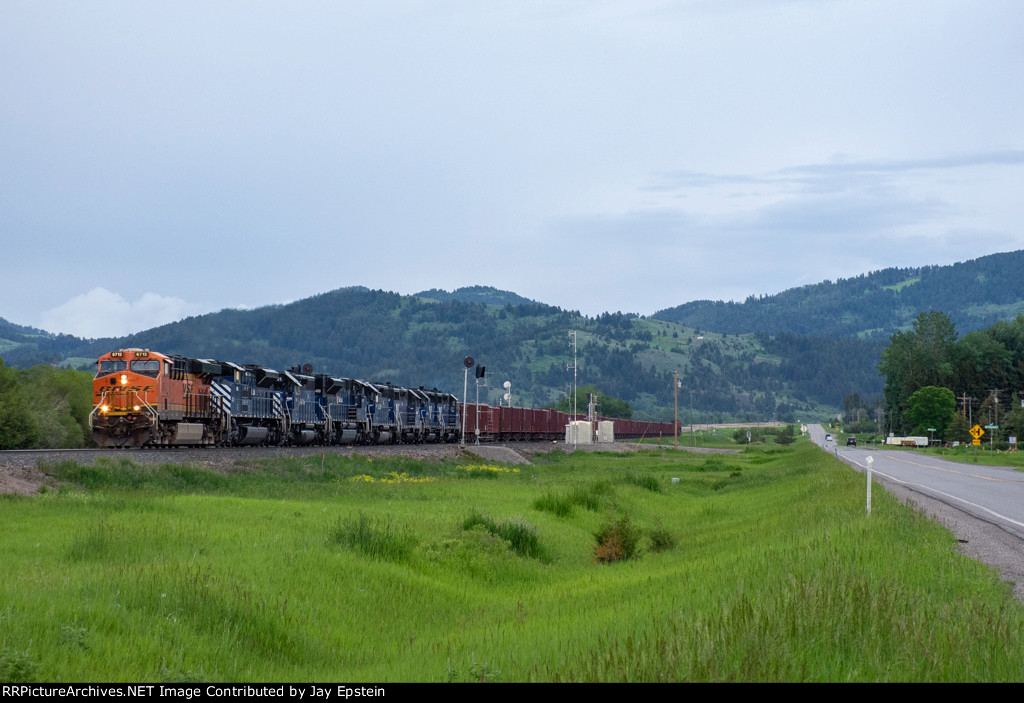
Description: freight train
xmin=89 ymin=349 xmax=459 ymax=448
xmin=89 ymin=348 xmax=678 ymax=448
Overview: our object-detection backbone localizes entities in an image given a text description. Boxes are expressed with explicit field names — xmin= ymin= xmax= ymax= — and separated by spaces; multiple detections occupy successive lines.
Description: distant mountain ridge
xmin=0 ymin=288 xmax=876 ymax=422
xmin=653 ymin=250 xmax=1024 ymax=338
xmin=0 ymin=317 xmax=52 ymax=340
xmin=6 ymin=251 xmax=1024 ymax=421
xmin=0 ymin=316 xmax=82 ymax=367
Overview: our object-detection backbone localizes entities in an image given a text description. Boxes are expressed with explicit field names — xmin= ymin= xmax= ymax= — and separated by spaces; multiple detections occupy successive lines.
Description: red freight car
xmin=459 ymin=403 xmax=676 ymax=443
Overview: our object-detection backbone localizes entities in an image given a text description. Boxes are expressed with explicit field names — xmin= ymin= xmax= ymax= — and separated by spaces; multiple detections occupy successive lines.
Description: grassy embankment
xmin=2 ymin=440 xmax=1024 ymax=682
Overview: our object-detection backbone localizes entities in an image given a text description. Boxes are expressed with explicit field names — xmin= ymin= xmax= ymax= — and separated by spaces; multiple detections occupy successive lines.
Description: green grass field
xmin=2 ymin=442 xmax=1023 ymax=682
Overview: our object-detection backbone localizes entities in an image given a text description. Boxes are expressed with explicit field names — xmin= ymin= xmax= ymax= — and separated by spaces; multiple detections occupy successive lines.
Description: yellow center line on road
xmin=884 ymin=454 xmax=1024 ymax=484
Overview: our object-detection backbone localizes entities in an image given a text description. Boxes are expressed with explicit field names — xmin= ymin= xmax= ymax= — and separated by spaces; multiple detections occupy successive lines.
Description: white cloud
xmin=39 ymin=288 xmax=203 ymax=339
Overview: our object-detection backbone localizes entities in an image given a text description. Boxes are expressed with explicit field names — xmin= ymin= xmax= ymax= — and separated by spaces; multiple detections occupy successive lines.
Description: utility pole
xmin=690 ymin=389 xmax=695 ymax=447
xmin=958 ymin=392 xmax=973 ymax=425
xmin=990 ymin=388 xmax=1003 ymax=451
xmin=568 ymin=330 xmax=578 ymax=448
xmin=674 ymin=369 xmax=678 ymax=450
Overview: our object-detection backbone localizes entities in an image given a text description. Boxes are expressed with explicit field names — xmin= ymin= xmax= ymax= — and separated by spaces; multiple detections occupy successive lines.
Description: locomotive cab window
xmin=130 ymin=359 xmax=161 ymax=377
xmin=97 ymin=360 xmax=127 ymax=377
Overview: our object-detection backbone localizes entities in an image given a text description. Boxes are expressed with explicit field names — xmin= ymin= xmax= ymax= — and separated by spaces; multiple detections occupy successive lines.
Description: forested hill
xmin=0 ymin=317 xmax=52 ymax=342
xmin=0 ymin=316 xmax=83 ymax=365
xmin=0 ymin=288 xmax=881 ymax=422
xmin=654 ymin=250 xmax=1024 ymax=338
xmin=15 ymin=251 xmax=1024 ymax=422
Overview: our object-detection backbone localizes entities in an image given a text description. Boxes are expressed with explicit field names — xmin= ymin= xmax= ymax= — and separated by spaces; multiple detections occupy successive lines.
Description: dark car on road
xmin=847 ymin=436 xmax=857 ymax=446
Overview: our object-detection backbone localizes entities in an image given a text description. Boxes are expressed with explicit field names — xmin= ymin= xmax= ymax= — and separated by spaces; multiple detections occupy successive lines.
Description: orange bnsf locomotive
xmin=89 ymin=348 xmax=461 ymax=448
xmin=89 ymin=349 xmax=221 ymax=447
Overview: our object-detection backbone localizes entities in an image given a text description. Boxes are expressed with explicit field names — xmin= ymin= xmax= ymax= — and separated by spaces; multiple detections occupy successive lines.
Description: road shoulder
xmin=860 ymin=465 xmax=1024 ymax=603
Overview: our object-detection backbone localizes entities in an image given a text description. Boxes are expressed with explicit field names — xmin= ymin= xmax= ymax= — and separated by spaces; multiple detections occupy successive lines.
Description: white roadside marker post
xmin=866 ymin=455 xmax=874 ymax=515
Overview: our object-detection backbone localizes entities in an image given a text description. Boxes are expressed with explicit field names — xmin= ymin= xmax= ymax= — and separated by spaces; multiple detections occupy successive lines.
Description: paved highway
xmin=809 ymin=423 xmax=1024 ymax=539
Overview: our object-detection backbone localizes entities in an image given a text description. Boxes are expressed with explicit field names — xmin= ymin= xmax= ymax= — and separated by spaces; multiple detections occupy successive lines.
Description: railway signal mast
xmin=461 ymin=356 xmax=473 ymax=446
xmin=475 ymin=364 xmax=486 ymax=446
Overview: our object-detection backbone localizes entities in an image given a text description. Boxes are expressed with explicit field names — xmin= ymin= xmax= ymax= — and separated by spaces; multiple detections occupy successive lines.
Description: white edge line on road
xmin=837 ymin=451 xmax=1024 ymax=531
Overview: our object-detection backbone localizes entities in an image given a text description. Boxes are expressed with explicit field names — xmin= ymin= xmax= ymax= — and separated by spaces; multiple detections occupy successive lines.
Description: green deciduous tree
xmin=879 ymin=311 xmax=957 ymax=432
xmin=21 ymin=365 xmax=93 ymax=448
xmin=905 ymin=386 xmax=956 ymax=439
xmin=1000 ymin=394 xmax=1024 ymax=446
xmin=775 ymin=424 xmax=796 ymax=445
xmin=549 ymin=385 xmax=633 ymax=419
xmin=0 ymin=357 xmax=93 ymax=449
xmin=945 ymin=412 xmax=972 ymax=445
xmin=0 ymin=359 xmax=39 ymax=449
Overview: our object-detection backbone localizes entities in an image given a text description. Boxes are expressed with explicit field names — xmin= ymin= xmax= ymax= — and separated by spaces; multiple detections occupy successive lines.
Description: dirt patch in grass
xmin=0 ymin=465 xmax=49 ymax=495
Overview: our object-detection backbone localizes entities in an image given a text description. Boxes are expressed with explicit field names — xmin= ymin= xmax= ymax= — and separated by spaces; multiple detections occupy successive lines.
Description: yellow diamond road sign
xmin=970 ymin=424 xmax=985 ymax=439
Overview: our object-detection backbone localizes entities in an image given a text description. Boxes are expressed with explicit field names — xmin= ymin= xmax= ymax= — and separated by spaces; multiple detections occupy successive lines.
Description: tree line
xmin=0 ymin=357 xmax=92 ymax=449
xmin=879 ymin=311 xmax=1024 ymax=444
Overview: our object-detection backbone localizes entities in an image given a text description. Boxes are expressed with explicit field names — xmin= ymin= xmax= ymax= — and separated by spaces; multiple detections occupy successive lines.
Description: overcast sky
xmin=2 ymin=1 xmax=1022 ymax=339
